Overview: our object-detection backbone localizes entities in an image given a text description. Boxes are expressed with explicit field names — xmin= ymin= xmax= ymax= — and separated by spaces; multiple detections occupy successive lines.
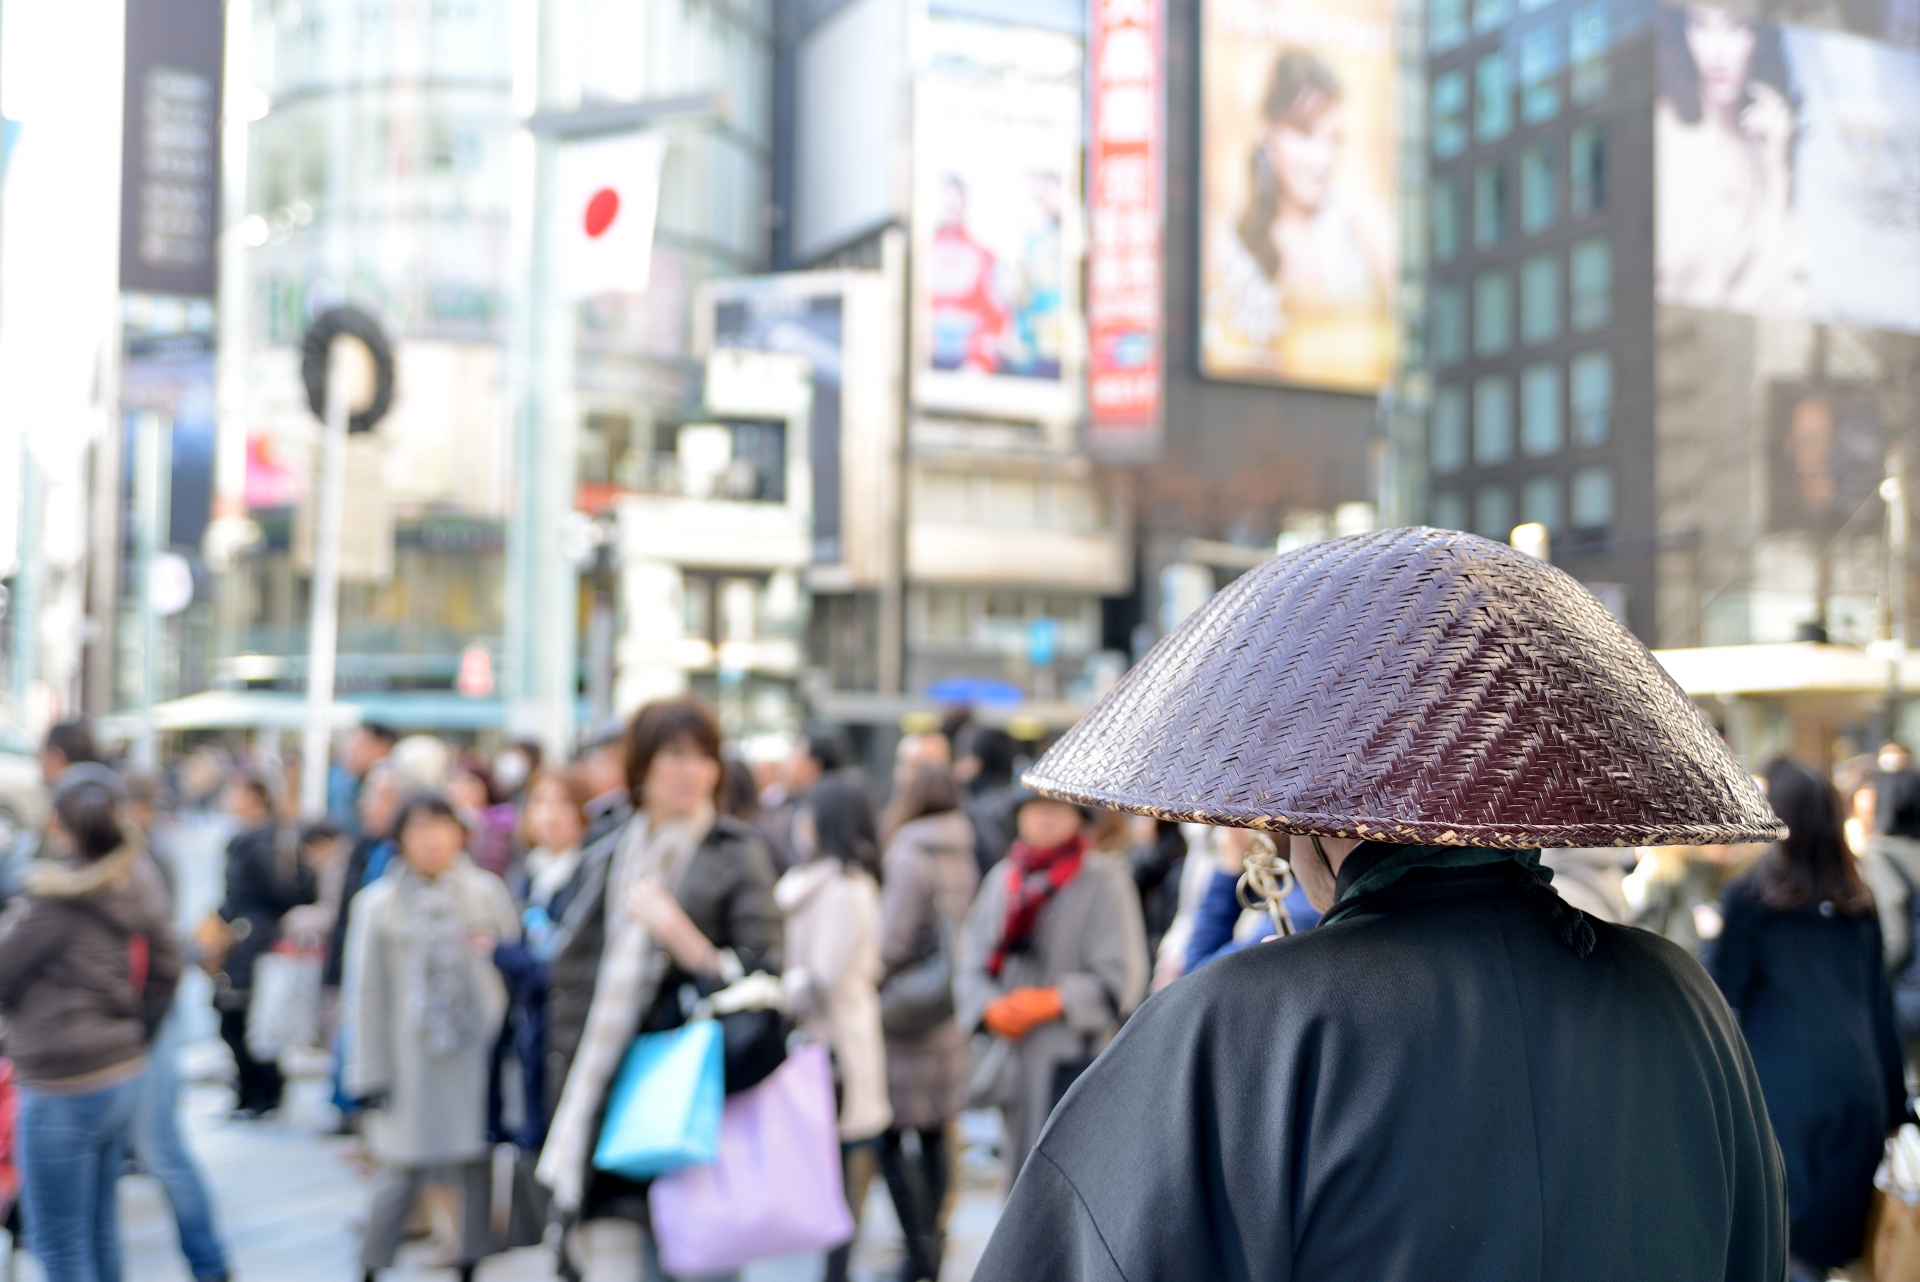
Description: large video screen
xmin=1198 ymin=0 xmax=1399 ymax=392
xmin=1656 ymin=3 xmax=1920 ymax=332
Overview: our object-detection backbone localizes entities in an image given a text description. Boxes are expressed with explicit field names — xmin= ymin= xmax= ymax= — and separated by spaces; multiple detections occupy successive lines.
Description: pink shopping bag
xmin=648 ymin=1042 xmax=856 ymax=1275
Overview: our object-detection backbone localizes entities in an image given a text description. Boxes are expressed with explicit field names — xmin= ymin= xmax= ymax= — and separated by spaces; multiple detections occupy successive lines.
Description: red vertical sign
xmin=1087 ymin=0 xmax=1163 ymax=458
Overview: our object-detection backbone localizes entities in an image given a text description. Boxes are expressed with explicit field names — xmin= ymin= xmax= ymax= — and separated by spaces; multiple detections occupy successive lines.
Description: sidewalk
xmin=80 ymin=1050 xmax=1005 ymax=1282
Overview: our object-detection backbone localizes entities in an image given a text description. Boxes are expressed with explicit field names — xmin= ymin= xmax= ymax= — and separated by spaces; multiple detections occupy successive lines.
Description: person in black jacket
xmin=972 ymin=528 xmax=1788 ymax=1282
xmin=215 ymin=771 xmax=316 ymax=1119
xmin=1708 ymin=757 xmax=1906 ymax=1280
xmin=537 ymin=697 xmax=782 ymax=1277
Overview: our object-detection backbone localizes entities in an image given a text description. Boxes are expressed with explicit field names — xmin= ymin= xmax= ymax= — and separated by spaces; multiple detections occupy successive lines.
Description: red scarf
xmin=988 ymin=832 xmax=1088 ymax=978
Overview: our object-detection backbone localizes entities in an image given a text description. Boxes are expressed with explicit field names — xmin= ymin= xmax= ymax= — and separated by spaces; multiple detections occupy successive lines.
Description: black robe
xmin=977 ymin=865 xmax=1787 ymax=1282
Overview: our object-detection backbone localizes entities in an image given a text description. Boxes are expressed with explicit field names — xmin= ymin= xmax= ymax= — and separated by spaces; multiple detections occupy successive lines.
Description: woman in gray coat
xmin=878 ymin=764 xmax=982 ymax=1281
xmin=344 ymin=792 xmax=520 ymax=1282
xmin=956 ymin=788 xmax=1147 ymax=1184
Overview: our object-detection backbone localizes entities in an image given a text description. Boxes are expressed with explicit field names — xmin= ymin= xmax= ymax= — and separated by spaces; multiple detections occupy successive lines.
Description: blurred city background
xmin=2 ymin=0 xmax=1920 ymax=1275
xmin=5 ymin=0 xmax=1920 ymax=783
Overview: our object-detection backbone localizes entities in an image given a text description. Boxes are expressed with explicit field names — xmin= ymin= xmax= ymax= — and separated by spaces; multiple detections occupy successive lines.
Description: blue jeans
xmin=132 ymin=1015 xmax=229 ymax=1279
xmin=17 ymin=1072 xmax=144 ymax=1282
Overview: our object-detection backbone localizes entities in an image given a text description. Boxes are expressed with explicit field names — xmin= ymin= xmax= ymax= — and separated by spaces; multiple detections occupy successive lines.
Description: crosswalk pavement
xmin=24 ymin=1051 xmax=1005 ymax=1282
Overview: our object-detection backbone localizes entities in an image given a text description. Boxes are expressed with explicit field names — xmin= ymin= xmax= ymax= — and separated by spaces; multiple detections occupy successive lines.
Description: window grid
xmin=1474 ymin=269 xmax=1512 ymax=357
xmin=1521 ymin=253 xmax=1560 ymax=345
xmin=1475 ymin=53 xmax=1512 ymax=143
xmin=1475 ymin=482 xmax=1515 ymax=540
xmin=1473 ymin=162 xmax=1507 ymax=250
xmin=1520 ymin=362 xmax=1563 ymax=456
xmin=1570 ymin=2 xmax=1609 ymax=104
xmin=1520 ymin=143 xmax=1556 ymax=235
xmin=1570 ymin=350 xmax=1611 ymax=446
xmin=1432 ymin=283 xmax=1467 ymax=367
xmin=1570 ymin=237 xmax=1611 ymax=330
xmin=1432 ymin=0 xmax=1467 ymax=51
xmin=1433 ymin=177 xmax=1461 ymax=264
xmin=1521 ymin=475 xmax=1561 ymax=532
xmin=1432 ymin=386 xmax=1469 ymax=474
xmin=1570 ymin=124 xmax=1606 ymax=216
xmin=1434 ymin=72 xmax=1468 ymax=159
xmin=1570 ymin=464 xmax=1613 ymax=529
xmin=1474 ymin=374 xmax=1514 ymax=466
xmin=1519 ymin=24 xmax=1562 ymax=125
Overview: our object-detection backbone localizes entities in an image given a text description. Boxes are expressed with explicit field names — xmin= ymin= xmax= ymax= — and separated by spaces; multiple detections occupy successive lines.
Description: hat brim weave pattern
xmin=1025 ymin=527 xmax=1784 ymax=848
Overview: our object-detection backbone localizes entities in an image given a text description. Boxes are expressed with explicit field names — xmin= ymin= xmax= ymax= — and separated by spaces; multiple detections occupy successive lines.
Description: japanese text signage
xmin=1087 ymin=0 xmax=1165 ymax=457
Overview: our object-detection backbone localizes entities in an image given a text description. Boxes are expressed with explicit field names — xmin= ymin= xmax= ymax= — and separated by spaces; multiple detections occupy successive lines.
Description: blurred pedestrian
xmin=1536 ymin=848 xmax=1634 ymax=924
xmin=880 ymin=729 xmax=952 ymax=841
xmin=720 ymin=755 xmax=762 ymax=824
xmin=36 ymin=718 xmax=99 ymax=787
xmin=123 ymin=770 xmax=232 ymax=1282
xmin=573 ymin=719 xmax=631 ymax=848
xmin=539 ymin=696 xmax=783 ymax=1280
xmin=876 ymin=763 xmax=980 ymax=1282
xmin=328 ymin=723 xmax=396 ymax=834
xmin=758 ymin=727 xmax=852 ymax=873
xmin=388 ymin=734 xmax=453 ymax=794
xmin=449 ymin=756 xmax=515 ymax=878
xmin=214 ymin=770 xmax=316 ymax=1120
xmin=777 ymin=774 xmax=890 ymax=1282
xmin=973 ymin=530 xmax=1787 ymax=1280
xmin=1127 ymin=817 xmax=1187 ymax=960
xmin=1628 ymin=843 xmax=1739 ymax=954
xmin=344 ymin=792 xmax=519 ymax=1282
xmin=493 ymin=740 xmax=543 ymax=804
xmin=0 ymin=766 xmax=182 ymax=1282
xmin=954 ymin=726 xmax=1019 ymax=876
xmin=1707 ymin=758 xmax=1904 ymax=1280
xmin=494 ymin=768 xmax=595 ymax=1153
xmin=956 ymin=788 xmax=1146 ymax=1182
xmin=1861 ymin=767 xmax=1920 ymax=975
xmin=329 ymin=763 xmax=400 ymax=991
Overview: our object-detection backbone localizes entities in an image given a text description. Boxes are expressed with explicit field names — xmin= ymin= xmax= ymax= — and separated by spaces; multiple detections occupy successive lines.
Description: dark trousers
xmin=879 ymin=1124 xmax=953 ymax=1282
xmin=360 ymin=1159 xmax=490 ymax=1271
xmin=219 ymin=1005 xmax=283 ymax=1113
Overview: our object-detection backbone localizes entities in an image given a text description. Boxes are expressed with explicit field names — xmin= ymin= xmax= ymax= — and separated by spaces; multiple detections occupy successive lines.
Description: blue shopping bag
xmin=592 ymin=1019 xmax=724 ymax=1180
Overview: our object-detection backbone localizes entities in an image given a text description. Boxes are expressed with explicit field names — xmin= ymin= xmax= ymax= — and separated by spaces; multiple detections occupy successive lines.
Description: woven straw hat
xmin=1025 ymin=527 xmax=1783 ymax=849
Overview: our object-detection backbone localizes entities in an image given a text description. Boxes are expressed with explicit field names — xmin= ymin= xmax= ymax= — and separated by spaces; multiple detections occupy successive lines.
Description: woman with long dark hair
xmin=777 ymin=773 xmax=890 ymax=1282
xmin=876 ymin=763 xmax=980 ymax=1281
xmin=1708 ymin=757 xmax=1903 ymax=1280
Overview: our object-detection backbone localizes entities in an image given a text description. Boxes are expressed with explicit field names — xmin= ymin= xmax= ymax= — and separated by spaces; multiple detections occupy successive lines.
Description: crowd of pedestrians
xmin=21 ymin=686 xmax=1920 ymax=1281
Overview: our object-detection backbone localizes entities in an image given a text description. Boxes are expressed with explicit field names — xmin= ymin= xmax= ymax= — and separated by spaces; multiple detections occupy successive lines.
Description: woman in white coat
xmin=776 ymin=774 xmax=891 ymax=1282
xmin=344 ymin=792 xmax=520 ymax=1282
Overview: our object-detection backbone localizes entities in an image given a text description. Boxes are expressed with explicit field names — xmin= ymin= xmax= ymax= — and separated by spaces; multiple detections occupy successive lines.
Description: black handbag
xmin=879 ymin=919 xmax=955 ymax=1038
xmin=719 ymin=1005 xmax=788 ymax=1093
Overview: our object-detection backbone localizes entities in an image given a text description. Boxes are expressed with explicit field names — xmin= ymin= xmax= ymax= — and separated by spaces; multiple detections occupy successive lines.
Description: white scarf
xmin=536 ymin=804 xmax=714 ymax=1213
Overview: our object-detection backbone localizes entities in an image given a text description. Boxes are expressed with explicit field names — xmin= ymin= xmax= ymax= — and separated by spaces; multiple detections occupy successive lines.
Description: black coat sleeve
xmin=977 ymin=1148 xmax=1129 ymax=1282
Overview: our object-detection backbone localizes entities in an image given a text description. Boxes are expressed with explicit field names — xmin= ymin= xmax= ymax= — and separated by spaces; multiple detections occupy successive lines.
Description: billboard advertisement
xmin=1766 ymin=382 xmax=1884 ymax=534
xmin=1656 ymin=3 xmax=1920 ymax=332
xmin=1088 ymin=0 xmax=1165 ymax=457
xmin=1198 ymin=0 xmax=1398 ymax=391
xmin=913 ymin=76 xmax=1082 ymax=420
xmin=120 ymin=0 xmax=224 ymax=297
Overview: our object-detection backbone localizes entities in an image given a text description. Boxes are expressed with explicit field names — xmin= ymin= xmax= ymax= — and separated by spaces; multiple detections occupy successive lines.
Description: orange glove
xmin=982 ymin=986 xmax=1065 ymax=1039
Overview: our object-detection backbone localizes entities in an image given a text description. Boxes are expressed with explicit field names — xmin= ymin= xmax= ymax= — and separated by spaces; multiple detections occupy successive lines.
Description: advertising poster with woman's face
xmin=1199 ymin=0 xmax=1398 ymax=391
xmin=1656 ymin=3 xmax=1920 ymax=333
xmin=913 ymin=77 xmax=1082 ymax=421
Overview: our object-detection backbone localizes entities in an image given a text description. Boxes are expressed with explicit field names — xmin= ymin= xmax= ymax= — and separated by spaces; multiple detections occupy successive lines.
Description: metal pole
xmin=132 ymin=411 xmax=170 ymax=768
xmin=11 ymin=445 xmax=41 ymax=718
xmin=299 ymin=342 xmax=351 ymax=817
xmin=1888 ymin=445 xmax=1909 ymax=743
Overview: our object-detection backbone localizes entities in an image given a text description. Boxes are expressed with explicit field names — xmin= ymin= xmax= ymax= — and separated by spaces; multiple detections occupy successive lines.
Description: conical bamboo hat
xmin=1025 ymin=527 xmax=1783 ymax=848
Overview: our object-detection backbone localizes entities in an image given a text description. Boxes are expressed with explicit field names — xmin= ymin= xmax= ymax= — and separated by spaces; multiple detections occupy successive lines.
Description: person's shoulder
xmin=709 ymin=815 xmax=777 ymax=877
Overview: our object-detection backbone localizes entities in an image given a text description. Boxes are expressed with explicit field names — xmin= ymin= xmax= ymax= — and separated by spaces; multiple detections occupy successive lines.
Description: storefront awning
xmin=124 ymin=689 xmax=509 ymax=733
xmin=1652 ymin=642 xmax=1918 ymax=699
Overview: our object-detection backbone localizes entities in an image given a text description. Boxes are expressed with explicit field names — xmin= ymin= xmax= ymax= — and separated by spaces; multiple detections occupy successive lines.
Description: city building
xmin=1420 ymin=0 xmax=1920 ymax=760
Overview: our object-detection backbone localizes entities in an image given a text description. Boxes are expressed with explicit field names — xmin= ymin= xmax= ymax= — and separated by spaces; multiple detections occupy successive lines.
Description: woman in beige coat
xmin=775 ymin=774 xmax=890 ymax=1282
xmin=877 ymin=764 xmax=981 ymax=1281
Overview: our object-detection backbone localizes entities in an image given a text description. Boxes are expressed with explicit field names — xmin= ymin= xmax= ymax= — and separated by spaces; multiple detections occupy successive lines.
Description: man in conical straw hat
xmin=974 ymin=527 xmax=1788 ymax=1281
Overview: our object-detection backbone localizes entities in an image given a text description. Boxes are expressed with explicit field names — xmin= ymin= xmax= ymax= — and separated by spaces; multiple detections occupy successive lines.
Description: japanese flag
xmin=557 ymin=132 xmax=668 ymax=300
